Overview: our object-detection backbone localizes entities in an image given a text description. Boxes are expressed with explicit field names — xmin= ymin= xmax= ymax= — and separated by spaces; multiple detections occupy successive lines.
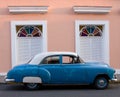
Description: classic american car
xmin=5 ymin=52 xmax=117 ymax=90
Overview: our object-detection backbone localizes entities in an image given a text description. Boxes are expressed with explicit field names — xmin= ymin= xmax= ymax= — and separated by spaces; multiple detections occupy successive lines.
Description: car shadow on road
xmin=42 ymin=85 xmax=94 ymax=90
xmin=0 ymin=84 xmax=118 ymax=91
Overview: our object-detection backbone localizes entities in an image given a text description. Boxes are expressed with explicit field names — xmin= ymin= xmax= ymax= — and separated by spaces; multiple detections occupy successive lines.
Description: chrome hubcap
xmin=27 ymin=83 xmax=38 ymax=88
xmin=98 ymin=79 xmax=107 ymax=88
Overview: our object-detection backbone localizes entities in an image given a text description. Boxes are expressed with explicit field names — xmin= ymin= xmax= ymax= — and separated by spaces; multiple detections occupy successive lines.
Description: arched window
xmin=17 ymin=25 xmax=42 ymax=37
xmin=80 ymin=25 xmax=102 ymax=36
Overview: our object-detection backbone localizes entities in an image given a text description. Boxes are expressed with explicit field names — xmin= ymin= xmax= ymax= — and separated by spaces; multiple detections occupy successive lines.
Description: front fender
xmin=86 ymin=68 xmax=108 ymax=84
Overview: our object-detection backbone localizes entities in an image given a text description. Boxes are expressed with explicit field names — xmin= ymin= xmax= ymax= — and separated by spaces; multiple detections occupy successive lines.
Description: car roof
xmin=29 ymin=52 xmax=78 ymax=65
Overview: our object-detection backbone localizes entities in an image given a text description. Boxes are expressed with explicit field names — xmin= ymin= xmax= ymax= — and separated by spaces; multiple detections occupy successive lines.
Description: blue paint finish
xmin=38 ymin=67 xmax=51 ymax=83
xmin=40 ymin=65 xmax=65 ymax=84
xmin=6 ymin=58 xmax=115 ymax=85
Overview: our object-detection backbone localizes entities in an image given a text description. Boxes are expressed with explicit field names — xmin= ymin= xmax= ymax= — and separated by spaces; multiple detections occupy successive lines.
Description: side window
xmin=62 ymin=56 xmax=74 ymax=64
xmin=62 ymin=55 xmax=81 ymax=64
xmin=41 ymin=56 xmax=60 ymax=64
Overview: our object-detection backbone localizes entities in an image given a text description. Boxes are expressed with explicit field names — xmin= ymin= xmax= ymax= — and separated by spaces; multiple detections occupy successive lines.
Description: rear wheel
xmin=94 ymin=77 xmax=109 ymax=89
xmin=25 ymin=83 xmax=39 ymax=90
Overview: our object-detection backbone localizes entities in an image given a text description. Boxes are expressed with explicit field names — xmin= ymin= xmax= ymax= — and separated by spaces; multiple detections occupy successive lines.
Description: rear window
xmin=41 ymin=56 xmax=60 ymax=64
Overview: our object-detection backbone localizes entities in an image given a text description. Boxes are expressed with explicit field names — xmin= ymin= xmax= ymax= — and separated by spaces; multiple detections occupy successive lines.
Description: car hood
xmin=83 ymin=62 xmax=109 ymax=67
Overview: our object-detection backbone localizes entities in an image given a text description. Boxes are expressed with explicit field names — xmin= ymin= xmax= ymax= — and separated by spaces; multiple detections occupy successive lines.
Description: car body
xmin=5 ymin=52 xmax=117 ymax=90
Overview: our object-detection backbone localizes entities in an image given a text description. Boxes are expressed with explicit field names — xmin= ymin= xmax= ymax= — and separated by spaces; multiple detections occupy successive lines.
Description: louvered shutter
xmin=79 ymin=37 xmax=104 ymax=62
xmin=17 ymin=37 xmax=42 ymax=64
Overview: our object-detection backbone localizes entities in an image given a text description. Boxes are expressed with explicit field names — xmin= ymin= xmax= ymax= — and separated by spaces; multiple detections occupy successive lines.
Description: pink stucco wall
xmin=0 ymin=0 xmax=120 ymax=72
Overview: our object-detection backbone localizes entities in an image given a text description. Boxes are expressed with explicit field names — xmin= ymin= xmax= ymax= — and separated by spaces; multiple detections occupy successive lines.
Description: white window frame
xmin=75 ymin=20 xmax=110 ymax=64
xmin=11 ymin=21 xmax=47 ymax=67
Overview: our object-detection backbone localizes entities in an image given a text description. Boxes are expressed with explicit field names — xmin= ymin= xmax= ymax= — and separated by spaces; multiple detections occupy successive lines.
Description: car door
xmin=62 ymin=55 xmax=87 ymax=84
xmin=40 ymin=55 xmax=67 ymax=84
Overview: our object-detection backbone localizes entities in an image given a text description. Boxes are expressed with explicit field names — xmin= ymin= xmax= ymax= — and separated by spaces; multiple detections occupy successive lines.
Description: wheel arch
xmin=22 ymin=68 xmax=51 ymax=84
xmin=93 ymin=74 xmax=110 ymax=84
xmin=95 ymin=74 xmax=110 ymax=80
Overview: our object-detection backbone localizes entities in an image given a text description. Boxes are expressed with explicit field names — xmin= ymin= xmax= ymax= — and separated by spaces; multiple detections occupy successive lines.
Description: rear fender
xmin=38 ymin=68 xmax=51 ymax=83
xmin=22 ymin=68 xmax=51 ymax=83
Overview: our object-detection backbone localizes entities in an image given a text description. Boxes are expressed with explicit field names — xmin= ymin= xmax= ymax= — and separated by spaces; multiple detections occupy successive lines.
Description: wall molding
xmin=8 ymin=6 xmax=48 ymax=14
xmin=73 ymin=6 xmax=112 ymax=14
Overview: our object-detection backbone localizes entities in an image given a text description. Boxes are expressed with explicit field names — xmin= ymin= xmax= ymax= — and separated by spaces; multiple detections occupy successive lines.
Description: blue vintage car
xmin=5 ymin=52 xmax=117 ymax=90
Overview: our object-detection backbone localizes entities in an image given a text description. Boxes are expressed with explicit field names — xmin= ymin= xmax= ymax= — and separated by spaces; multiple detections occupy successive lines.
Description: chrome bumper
xmin=111 ymin=74 xmax=118 ymax=82
xmin=5 ymin=79 xmax=15 ymax=82
xmin=111 ymin=78 xmax=118 ymax=82
xmin=5 ymin=76 xmax=15 ymax=83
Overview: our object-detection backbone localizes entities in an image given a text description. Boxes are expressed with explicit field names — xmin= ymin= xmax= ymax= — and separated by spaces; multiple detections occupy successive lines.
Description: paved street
xmin=0 ymin=84 xmax=120 ymax=97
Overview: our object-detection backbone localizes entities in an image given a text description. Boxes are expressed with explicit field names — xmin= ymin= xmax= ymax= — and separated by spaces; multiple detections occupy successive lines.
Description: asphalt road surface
xmin=0 ymin=84 xmax=120 ymax=97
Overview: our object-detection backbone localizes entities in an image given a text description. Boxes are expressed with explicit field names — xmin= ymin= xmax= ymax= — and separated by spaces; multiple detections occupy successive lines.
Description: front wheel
xmin=24 ymin=83 xmax=39 ymax=90
xmin=94 ymin=77 xmax=109 ymax=89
